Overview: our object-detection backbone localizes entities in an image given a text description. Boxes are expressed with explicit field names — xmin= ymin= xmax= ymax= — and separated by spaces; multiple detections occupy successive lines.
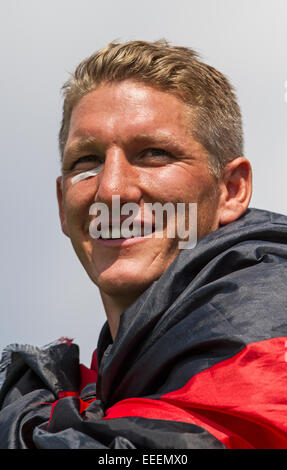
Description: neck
xmin=100 ymin=290 xmax=141 ymax=340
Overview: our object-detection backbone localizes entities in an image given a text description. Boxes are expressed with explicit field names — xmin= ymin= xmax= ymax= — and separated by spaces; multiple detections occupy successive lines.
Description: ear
xmin=56 ymin=176 xmax=70 ymax=237
xmin=217 ymin=157 xmax=252 ymax=226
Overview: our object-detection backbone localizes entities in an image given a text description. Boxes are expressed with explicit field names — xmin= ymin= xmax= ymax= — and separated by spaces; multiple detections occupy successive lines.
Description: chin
xmin=94 ymin=264 xmax=160 ymax=298
xmin=97 ymin=275 xmax=152 ymax=298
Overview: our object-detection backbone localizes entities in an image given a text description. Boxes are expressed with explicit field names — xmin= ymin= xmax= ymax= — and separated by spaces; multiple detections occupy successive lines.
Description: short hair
xmin=59 ymin=39 xmax=244 ymax=177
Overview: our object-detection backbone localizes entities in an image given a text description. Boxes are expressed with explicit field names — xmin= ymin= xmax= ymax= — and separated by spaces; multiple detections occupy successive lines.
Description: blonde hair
xmin=59 ymin=40 xmax=244 ymax=176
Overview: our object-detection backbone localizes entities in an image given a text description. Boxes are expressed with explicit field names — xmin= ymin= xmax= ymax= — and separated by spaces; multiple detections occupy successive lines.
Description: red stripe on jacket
xmin=102 ymin=336 xmax=287 ymax=449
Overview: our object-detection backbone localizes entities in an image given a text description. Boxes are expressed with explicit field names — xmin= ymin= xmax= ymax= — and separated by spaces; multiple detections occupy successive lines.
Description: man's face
xmin=57 ymin=80 xmax=222 ymax=299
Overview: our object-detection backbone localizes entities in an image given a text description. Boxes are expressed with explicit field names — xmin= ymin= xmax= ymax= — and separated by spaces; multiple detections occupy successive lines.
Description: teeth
xmin=100 ymin=227 xmax=111 ymax=239
xmin=111 ymin=227 xmax=121 ymax=239
xmin=127 ymin=226 xmax=143 ymax=238
xmin=142 ymin=224 xmax=153 ymax=237
xmin=99 ymin=223 xmax=153 ymax=239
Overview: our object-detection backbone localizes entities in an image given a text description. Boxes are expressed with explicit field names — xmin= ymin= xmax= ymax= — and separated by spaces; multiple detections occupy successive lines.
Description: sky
xmin=0 ymin=0 xmax=286 ymax=366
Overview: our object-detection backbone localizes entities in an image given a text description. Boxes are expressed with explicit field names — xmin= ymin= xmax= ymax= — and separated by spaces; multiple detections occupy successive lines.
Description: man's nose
xmin=94 ymin=147 xmax=142 ymax=206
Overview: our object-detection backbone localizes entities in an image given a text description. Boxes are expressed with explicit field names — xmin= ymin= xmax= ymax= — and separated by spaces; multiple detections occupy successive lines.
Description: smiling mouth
xmin=99 ymin=223 xmax=155 ymax=240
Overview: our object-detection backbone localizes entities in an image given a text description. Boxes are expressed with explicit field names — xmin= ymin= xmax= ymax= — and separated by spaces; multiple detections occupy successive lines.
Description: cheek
xmin=196 ymin=182 xmax=221 ymax=237
xmin=145 ymin=166 xmax=220 ymax=237
xmin=141 ymin=165 xmax=211 ymax=203
xmin=139 ymin=167 xmax=185 ymax=203
xmin=64 ymin=180 xmax=96 ymax=229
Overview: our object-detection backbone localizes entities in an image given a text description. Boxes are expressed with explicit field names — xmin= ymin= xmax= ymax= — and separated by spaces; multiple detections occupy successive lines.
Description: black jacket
xmin=1 ymin=208 xmax=287 ymax=449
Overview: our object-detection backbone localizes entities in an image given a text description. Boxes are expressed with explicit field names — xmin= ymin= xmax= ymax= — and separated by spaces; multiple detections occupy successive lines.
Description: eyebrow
xmin=128 ymin=132 xmax=183 ymax=148
xmin=62 ymin=131 xmax=189 ymax=168
xmin=63 ymin=137 xmax=101 ymax=162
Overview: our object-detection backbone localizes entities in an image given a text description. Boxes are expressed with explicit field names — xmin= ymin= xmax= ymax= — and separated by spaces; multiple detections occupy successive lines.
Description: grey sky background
xmin=0 ymin=0 xmax=286 ymax=366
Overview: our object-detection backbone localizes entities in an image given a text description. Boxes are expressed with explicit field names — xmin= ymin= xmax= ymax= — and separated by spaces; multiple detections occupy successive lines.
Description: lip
xmin=89 ymin=214 xmax=156 ymax=247
xmin=93 ymin=232 xmax=154 ymax=247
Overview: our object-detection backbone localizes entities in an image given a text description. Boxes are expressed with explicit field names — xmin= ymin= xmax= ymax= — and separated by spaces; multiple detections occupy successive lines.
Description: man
xmin=0 ymin=40 xmax=287 ymax=449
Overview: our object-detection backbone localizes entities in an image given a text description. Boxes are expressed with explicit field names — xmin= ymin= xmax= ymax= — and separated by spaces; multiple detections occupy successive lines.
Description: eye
xmin=144 ymin=148 xmax=172 ymax=157
xmin=71 ymin=155 xmax=103 ymax=170
xmin=138 ymin=148 xmax=175 ymax=165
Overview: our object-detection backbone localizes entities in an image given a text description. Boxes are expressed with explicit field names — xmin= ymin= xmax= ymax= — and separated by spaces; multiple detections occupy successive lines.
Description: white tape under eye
xmin=71 ymin=165 xmax=104 ymax=185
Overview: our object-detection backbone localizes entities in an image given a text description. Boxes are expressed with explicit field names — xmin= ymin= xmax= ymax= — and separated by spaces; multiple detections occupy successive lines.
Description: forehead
xmin=67 ymin=80 xmax=192 ymax=144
